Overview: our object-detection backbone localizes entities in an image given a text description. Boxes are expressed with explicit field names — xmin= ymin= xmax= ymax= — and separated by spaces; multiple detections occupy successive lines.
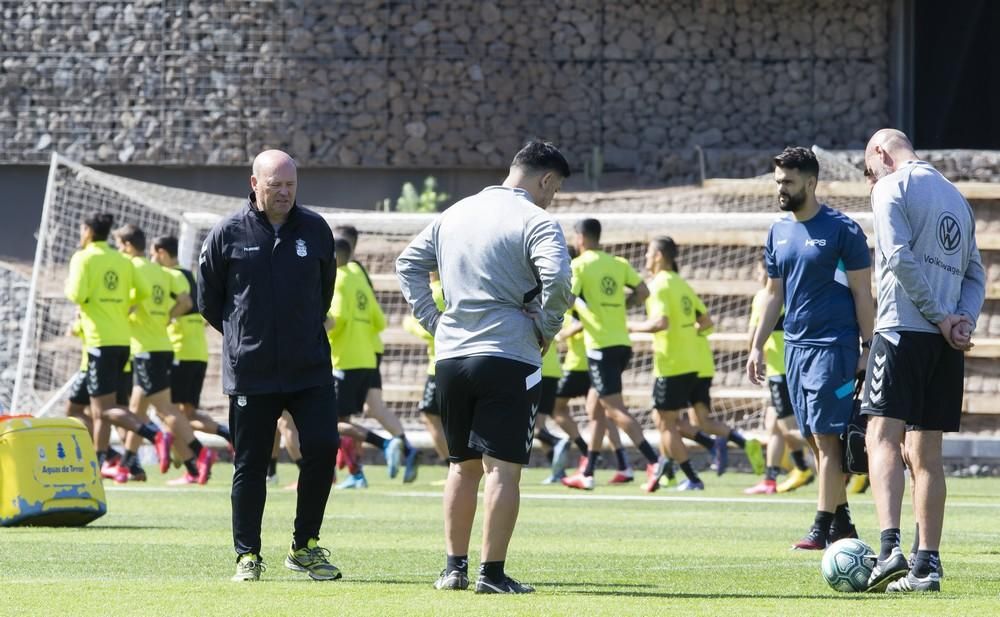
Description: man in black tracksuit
xmin=199 ymin=149 xmax=340 ymax=582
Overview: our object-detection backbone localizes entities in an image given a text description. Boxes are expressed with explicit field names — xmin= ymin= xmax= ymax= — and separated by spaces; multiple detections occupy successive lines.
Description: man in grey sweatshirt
xmin=396 ymin=141 xmax=574 ymax=594
xmin=861 ymin=129 xmax=986 ymax=593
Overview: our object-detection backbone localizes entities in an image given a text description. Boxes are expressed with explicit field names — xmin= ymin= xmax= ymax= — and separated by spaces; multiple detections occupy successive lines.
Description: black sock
xmin=663 ymin=458 xmax=675 ymax=479
xmin=188 ymin=440 xmax=203 ymax=457
xmin=267 ymin=457 xmax=278 ymax=477
xmin=637 ymin=440 xmax=658 ymax=465
xmin=812 ymin=511 xmax=834 ymax=541
xmin=365 ymin=431 xmax=387 ymax=449
xmin=401 ymin=434 xmax=414 ymax=456
xmin=584 ymin=454 xmax=598 ymax=477
xmin=184 ymin=458 xmax=198 ymax=476
xmin=121 ymin=450 xmax=139 ymax=469
xmin=833 ymin=502 xmax=854 ymax=529
xmin=479 ymin=560 xmax=504 ymax=581
xmin=765 ymin=466 xmax=781 ymax=481
xmin=106 ymin=447 xmax=121 ymax=461
xmin=911 ymin=523 xmax=919 ymax=555
xmin=217 ymin=424 xmax=232 ymax=443
xmin=913 ymin=550 xmax=940 ymax=577
xmin=574 ymin=437 xmax=588 ymax=456
xmin=294 ymin=458 xmax=304 ymax=470
xmin=614 ymin=448 xmax=629 ymax=471
xmin=446 ymin=554 xmax=468 ymax=574
xmin=97 ymin=450 xmax=107 ymax=466
xmin=791 ymin=449 xmax=808 ymax=471
xmin=535 ymin=427 xmax=558 ymax=448
xmin=693 ymin=431 xmax=715 ymax=451
xmin=880 ymin=528 xmax=901 ymax=561
xmin=728 ymin=430 xmax=746 ymax=448
xmin=679 ymin=460 xmax=699 ymax=483
xmin=138 ymin=423 xmax=158 ymax=442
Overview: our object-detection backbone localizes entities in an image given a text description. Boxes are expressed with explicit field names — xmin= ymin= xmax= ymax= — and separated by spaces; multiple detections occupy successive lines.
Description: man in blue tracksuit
xmin=199 ymin=149 xmax=340 ymax=582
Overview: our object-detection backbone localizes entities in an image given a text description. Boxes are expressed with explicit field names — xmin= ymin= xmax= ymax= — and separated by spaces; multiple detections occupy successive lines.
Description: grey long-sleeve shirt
xmin=396 ymin=185 xmax=573 ymax=367
xmin=871 ymin=160 xmax=986 ymax=333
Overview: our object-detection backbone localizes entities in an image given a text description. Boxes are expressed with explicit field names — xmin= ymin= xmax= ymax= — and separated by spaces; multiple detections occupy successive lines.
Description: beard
xmin=778 ymin=188 xmax=807 ymax=212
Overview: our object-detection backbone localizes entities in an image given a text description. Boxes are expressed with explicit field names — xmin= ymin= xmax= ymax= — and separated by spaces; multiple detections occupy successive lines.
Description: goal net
xmin=14 ymin=153 xmax=875 ymax=443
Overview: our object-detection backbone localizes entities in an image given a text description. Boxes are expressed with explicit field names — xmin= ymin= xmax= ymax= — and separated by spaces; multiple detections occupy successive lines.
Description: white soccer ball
xmin=821 ymin=538 xmax=875 ymax=592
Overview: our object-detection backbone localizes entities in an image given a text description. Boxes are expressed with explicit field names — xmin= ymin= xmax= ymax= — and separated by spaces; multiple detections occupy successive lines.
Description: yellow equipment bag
xmin=0 ymin=416 xmax=107 ymax=526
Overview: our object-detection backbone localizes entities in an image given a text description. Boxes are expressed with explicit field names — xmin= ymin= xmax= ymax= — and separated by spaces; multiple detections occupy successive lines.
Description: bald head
xmin=864 ymin=128 xmax=918 ymax=185
xmin=250 ymin=149 xmax=298 ymax=225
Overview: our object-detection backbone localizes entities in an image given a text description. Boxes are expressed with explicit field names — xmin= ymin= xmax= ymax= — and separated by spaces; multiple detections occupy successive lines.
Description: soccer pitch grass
xmin=3 ymin=465 xmax=999 ymax=616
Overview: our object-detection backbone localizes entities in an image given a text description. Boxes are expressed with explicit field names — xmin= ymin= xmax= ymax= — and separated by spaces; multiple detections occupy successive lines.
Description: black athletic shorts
xmin=768 ymin=375 xmax=794 ymax=419
xmin=538 ymin=376 xmax=558 ymax=415
xmin=171 ymin=360 xmax=208 ymax=406
xmin=691 ymin=376 xmax=712 ymax=407
xmin=586 ymin=346 xmax=632 ymax=397
xmin=653 ymin=372 xmax=699 ymax=411
xmin=418 ymin=375 xmax=438 ymax=416
xmin=86 ymin=345 xmax=130 ymax=398
xmin=117 ymin=368 xmax=132 ymax=407
xmin=334 ymin=369 xmax=372 ymax=419
xmin=436 ymin=356 xmax=542 ymax=465
xmin=556 ymin=370 xmax=590 ymax=399
xmin=368 ymin=353 xmax=383 ymax=390
xmin=861 ymin=331 xmax=964 ymax=432
xmin=133 ymin=351 xmax=173 ymax=396
xmin=69 ymin=371 xmax=90 ymax=406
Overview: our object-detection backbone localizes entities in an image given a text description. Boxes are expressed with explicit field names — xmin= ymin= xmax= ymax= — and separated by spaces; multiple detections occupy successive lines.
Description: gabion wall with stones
xmin=2 ymin=0 xmax=889 ymax=181
xmin=0 ymin=263 xmax=29 ymax=412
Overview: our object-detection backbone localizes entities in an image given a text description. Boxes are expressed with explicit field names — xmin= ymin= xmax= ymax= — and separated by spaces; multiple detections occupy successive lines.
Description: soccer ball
xmin=821 ymin=538 xmax=876 ymax=592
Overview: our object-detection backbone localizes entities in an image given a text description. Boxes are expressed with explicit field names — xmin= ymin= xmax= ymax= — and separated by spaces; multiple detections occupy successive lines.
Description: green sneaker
xmin=744 ymin=439 xmax=765 ymax=476
xmin=232 ymin=554 xmax=265 ymax=582
xmin=285 ymin=539 xmax=343 ymax=581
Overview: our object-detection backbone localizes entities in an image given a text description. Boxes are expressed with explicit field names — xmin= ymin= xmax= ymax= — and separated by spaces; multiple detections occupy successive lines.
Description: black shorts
xmin=556 ymin=370 xmax=590 ymax=399
xmin=171 ymin=360 xmax=208 ymax=406
xmin=369 ymin=353 xmax=383 ymax=390
xmin=861 ymin=331 xmax=964 ymax=432
xmin=418 ymin=375 xmax=438 ymax=416
xmin=586 ymin=346 xmax=632 ymax=397
xmin=653 ymin=372 xmax=699 ymax=411
xmin=538 ymin=376 xmax=558 ymax=415
xmin=436 ymin=356 xmax=542 ymax=465
xmin=86 ymin=346 xmax=130 ymax=398
xmin=334 ymin=369 xmax=372 ymax=419
xmin=768 ymin=375 xmax=794 ymax=419
xmin=69 ymin=371 xmax=90 ymax=406
xmin=117 ymin=369 xmax=132 ymax=407
xmin=133 ymin=351 xmax=173 ymax=396
xmin=692 ymin=376 xmax=712 ymax=407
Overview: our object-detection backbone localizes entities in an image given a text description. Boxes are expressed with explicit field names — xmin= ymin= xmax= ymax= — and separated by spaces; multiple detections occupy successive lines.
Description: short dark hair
xmin=567 ymin=245 xmax=579 ymax=260
xmin=334 ymin=238 xmax=353 ymax=264
xmin=152 ymin=235 xmax=178 ymax=257
xmin=114 ymin=223 xmax=146 ymax=251
xmin=652 ymin=236 xmax=679 ymax=272
xmin=574 ymin=218 xmax=601 ymax=243
xmin=511 ymin=140 xmax=571 ymax=179
xmin=83 ymin=212 xmax=114 ymax=241
xmin=334 ymin=225 xmax=359 ymax=248
xmin=773 ymin=146 xmax=819 ymax=178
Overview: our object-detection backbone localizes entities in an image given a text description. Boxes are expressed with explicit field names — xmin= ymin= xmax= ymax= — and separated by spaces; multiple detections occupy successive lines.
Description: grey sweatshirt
xmin=396 ymin=186 xmax=574 ymax=367
xmin=870 ymin=160 xmax=986 ymax=333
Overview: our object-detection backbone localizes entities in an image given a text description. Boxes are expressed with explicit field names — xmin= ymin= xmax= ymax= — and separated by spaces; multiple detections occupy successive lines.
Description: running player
xmin=401 ymin=271 xmax=449 ymax=461
xmin=562 ymin=218 xmax=663 ymax=491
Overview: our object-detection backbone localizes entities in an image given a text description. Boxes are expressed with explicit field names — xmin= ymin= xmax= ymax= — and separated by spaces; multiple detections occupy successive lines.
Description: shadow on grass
xmin=339 ymin=577 xmax=656 ymax=589
xmin=88 ymin=524 xmax=185 ymax=530
xmin=567 ymin=589 xmax=948 ymax=600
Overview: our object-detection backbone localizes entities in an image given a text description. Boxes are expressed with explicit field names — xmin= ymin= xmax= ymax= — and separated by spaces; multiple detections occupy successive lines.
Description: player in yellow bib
xmin=561 ymin=218 xmax=665 ymax=492
xmin=64 ymin=213 xmax=172 ymax=482
xmin=402 ymin=272 xmax=449 ymax=461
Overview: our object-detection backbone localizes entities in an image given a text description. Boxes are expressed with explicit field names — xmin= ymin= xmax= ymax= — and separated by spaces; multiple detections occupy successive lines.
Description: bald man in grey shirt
xmin=397 ymin=141 xmax=573 ymax=594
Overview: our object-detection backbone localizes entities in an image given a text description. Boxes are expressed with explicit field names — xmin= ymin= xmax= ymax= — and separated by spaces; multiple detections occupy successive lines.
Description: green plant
xmin=395 ymin=176 xmax=449 ymax=213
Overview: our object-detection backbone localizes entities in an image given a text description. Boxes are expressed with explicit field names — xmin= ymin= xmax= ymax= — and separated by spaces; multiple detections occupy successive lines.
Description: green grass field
xmin=3 ymin=464 xmax=999 ymax=616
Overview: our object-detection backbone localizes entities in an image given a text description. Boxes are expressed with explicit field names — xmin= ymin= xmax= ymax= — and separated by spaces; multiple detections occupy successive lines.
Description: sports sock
xmin=401 ymin=434 xmax=414 ymax=456
xmin=693 ymin=431 xmax=715 ymax=450
xmin=679 ymin=460 xmax=699 ymax=483
xmin=446 ymin=554 xmax=468 ymax=574
xmin=535 ymin=427 xmax=558 ymax=448
xmin=574 ymin=437 xmax=588 ymax=456
xmin=791 ymin=449 xmax=808 ymax=471
xmin=584 ymin=454 xmax=598 ymax=477
xmin=663 ymin=458 xmax=675 ymax=479
xmin=294 ymin=458 xmax=304 ymax=470
xmin=365 ymin=431 xmax=387 ymax=449
xmin=217 ymin=424 xmax=232 ymax=443
xmin=728 ymin=430 xmax=746 ymax=448
xmin=97 ymin=450 xmax=107 ymax=466
xmin=614 ymin=448 xmax=629 ymax=471
xmin=188 ymin=439 xmax=203 ymax=457
xmin=911 ymin=523 xmax=919 ymax=555
xmin=637 ymin=440 xmax=658 ymax=464
xmin=879 ymin=528 xmax=901 ymax=561
xmin=138 ymin=422 xmax=159 ymax=442
xmin=267 ymin=457 xmax=278 ymax=477
xmin=833 ymin=502 xmax=854 ymax=529
xmin=765 ymin=466 xmax=780 ymax=481
xmin=913 ymin=550 xmax=940 ymax=577
xmin=812 ymin=511 xmax=834 ymax=541
xmin=184 ymin=458 xmax=198 ymax=476
xmin=121 ymin=450 xmax=139 ymax=469
xmin=479 ymin=561 xmax=504 ymax=581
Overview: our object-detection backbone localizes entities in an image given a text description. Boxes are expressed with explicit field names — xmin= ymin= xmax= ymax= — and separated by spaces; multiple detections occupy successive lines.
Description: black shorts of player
xmin=334 ymin=369 xmax=372 ymax=419
xmin=68 ymin=371 xmax=90 ymax=406
xmin=418 ymin=375 xmax=439 ymax=416
xmin=368 ymin=353 xmax=383 ymax=390
xmin=586 ymin=346 xmax=633 ymax=397
xmin=86 ymin=345 xmax=130 ymax=398
xmin=117 ymin=369 xmax=132 ymax=407
xmin=652 ymin=372 xmax=699 ymax=411
xmin=768 ymin=375 xmax=794 ymax=419
xmin=861 ymin=331 xmax=965 ymax=432
xmin=556 ymin=370 xmax=590 ymax=399
xmin=691 ymin=376 xmax=712 ymax=407
xmin=171 ymin=360 xmax=208 ymax=407
xmin=133 ymin=351 xmax=174 ymax=396
xmin=538 ymin=376 xmax=558 ymax=415
xmin=436 ymin=356 xmax=542 ymax=465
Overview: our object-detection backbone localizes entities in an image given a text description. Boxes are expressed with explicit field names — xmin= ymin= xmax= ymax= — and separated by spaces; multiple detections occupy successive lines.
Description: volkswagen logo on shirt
xmin=937 ymin=213 xmax=961 ymax=255
xmin=600 ymin=276 xmax=617 ymax=296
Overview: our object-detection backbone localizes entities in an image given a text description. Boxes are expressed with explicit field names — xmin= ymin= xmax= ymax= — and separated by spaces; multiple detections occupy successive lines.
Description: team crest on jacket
xmin=295 ymin=238 xmax=307 ymax=257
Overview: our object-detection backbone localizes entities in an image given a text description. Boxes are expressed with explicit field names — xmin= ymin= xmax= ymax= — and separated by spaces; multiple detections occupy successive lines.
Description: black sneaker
xmin=792 ymin=525 xmax=828 ymax=550
xmin=474 ymin=574 xmax=535 ymax=594
xmin=434 ymin=569 xmax=469 ymax=590
xmin=887 ymin=570 xmax=941 ymax=593
xmin=866 ymin=547 xmax=909 ymax=592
